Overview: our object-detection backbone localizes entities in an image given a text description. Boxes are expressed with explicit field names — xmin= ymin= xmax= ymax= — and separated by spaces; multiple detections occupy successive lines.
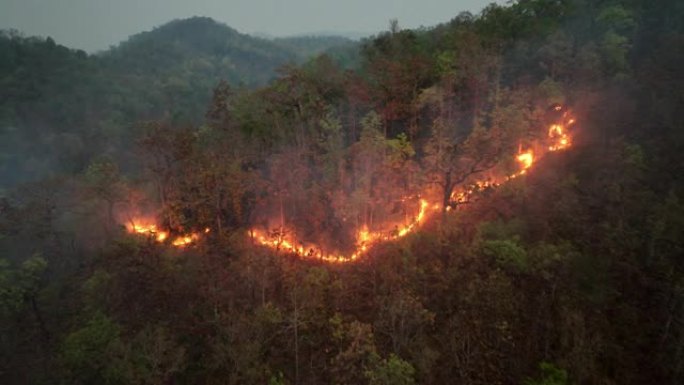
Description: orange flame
xmin=171 ymin=233 xmax=200 ymax=247
xmin=125 ymin=220 xmax=204 ymax=248
xmin=127 ymin=105 xmax=576 ymax=262
xmin=516 ymin=150 xmax=534 ymax=170
xmin=126 ymin=222 xmax=169 ymax=243
xmin=253 ymin=106 xmax=575 ymax=263
xmin=511 ymin=149 xmax=534 ymax=177
xmin=548 ymin=118 xmax=572 ymax=151
xmin=249 ymin=199 xmax=433 ymax=263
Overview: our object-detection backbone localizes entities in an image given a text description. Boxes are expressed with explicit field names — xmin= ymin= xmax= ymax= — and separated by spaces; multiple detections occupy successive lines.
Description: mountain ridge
xmin=0 ymin=16 xmax=360 ymax=186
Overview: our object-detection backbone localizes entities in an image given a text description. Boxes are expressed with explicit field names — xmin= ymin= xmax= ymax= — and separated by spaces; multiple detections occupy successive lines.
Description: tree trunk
xmin=441 ymin=170 xmax=453 ymax=222
xmin=293 ymin=289 xmax=300 ymax=385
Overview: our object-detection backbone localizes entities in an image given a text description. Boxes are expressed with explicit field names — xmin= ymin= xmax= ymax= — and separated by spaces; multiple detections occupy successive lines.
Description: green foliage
xmin=0 ymin=259 xmax=23 ymax=316
xmin=525 ymin=362 xmax=569 ymax=385
xmin=601 ymin=30 xmax=631 ymax=75
xmin=622 ymin=143 xmax=645 ymax=169
xmin=61 ymin=313 xmax=128 ymax=385
xmin=0 ymin=19 xmax=356 ymax=189
xmin=387 ymin=133 xmax=416 ymax=162
xmin=0 ymin=255 xmax=48 ymax=315
xmin=18 ymin=254 xmax=47 ymax=292
xmin=105 ymin=17 xmax=298 ymax=87
xmin=268 ymin=371 xmax=287 ymax=385
xmin=596 ymin=5 xmax=636 ymax=33
xmin=536 ymin=77 xmax=566 ymax=105
xmin=273 ymin=35 xmax=358 ymax=65
xmin=366 ymin=354 xmax=416 ymax=385
xmin=2 ymin=1 xmax=684 ymax=385
xmin=81 ymin=269 xmax=112 ymax=312
xmin=481 ymin=239 xmax=529 ymax=272
xmin=360 ymin=111 xmax=385 ymax=141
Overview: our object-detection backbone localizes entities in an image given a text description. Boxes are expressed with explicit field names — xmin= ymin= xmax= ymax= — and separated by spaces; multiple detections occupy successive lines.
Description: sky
xmin=0 ymin=0 xmax=500 ymax=52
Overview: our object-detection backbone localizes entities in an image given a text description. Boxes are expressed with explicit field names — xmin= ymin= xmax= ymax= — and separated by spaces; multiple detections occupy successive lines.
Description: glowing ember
xmin=547 ymin=111 xmax=574 ymax=151
xmin=125 ymin=219 xmax=204 ymax=248
xmin=450 ymin=148 xmax=533 ymax=204
xmin=450 ymin=106 xmax=575 ymax=206
xmin=126 ymin=222 xmax=169 ymax=243
xmin=249 ymin=199 xmax=433 ymax=263
xmin=516 ymin=150 xmax=534 ymax=170
xmin=171 ymin=233 xmax=200 ymax=247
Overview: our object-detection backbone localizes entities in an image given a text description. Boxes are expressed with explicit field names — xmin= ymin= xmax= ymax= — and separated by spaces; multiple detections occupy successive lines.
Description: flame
xmin=125 ymin=105 xmax=576 ymax=262
xmin=171 ymin=233 xmax=200 ymax=247
xmin=449 ymin=148 xmax=533 ymax=203
xmin=126 ymin=221 xmax=169 ymax=243
xmin=449 ymin=107 xmax=575 ymax=205
xmin=249 ymin=228 xmax=354 ymax=263
xmin=514 ymin=150 xmax=534 ymax=176
xmin=125 ymin=219 xmax=204 ymax=248
xmin=547 ymin=113 xmax=573 ymax=151
xmin=249 ymin=199 xmax=433 ymax=263
xmin=251 ymin=105 xmax=574 ymax=263
xmin=156 ymin=231 xmax=168 ymax=242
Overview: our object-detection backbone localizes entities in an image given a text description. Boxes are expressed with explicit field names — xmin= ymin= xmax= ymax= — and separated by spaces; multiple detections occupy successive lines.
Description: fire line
xmin=125 ymin=105 xmax=576 ymax=262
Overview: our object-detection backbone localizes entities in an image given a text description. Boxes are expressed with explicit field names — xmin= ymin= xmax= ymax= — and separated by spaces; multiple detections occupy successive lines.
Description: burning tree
xmin=423 ymin=119 xmax=504 ymax=217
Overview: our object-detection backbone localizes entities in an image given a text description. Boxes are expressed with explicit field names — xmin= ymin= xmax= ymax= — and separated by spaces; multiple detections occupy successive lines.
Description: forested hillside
xmin=2 ymin=1 xmax=684 ymax=384
xmin=0 ymin=17 xmax=356 ymax=187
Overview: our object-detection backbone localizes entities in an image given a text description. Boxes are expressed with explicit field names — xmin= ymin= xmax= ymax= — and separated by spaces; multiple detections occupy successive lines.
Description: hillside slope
xmin=0 ymin=17 xmax=358 ymax=187
xmin=103 ymin=17 xmax=297 ymax=87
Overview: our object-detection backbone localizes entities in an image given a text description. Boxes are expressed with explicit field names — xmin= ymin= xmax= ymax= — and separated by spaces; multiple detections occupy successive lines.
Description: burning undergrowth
xmin=123 ymin=103 xmax=576 ymax=262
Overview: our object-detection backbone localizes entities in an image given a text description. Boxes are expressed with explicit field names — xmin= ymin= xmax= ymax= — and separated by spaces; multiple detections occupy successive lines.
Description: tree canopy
xmin=2 ymin=1 xmax=684 ymax=384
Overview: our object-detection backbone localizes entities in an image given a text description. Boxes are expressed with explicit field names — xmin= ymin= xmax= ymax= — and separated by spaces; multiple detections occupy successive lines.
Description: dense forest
xmin=1 ymin=0 xmax=684 ymax=384
xmin=0 ymin=16 xmax=356 ymax=187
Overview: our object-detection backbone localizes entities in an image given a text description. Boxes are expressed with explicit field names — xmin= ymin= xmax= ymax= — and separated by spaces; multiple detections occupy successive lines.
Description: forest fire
xmin=450 ymin=148 xmax=534 ymax=204
xmin=249 ymin=105 xmax=576 ymax=262
xmin=124 ymin=105 xmax=576 ymax=262
xmin=516 ymin=150 xmax=534 ymax=172
xmin=126 ymin=221 xmax=169 ymax=243
xmin=548 ymin=109 xmax=575 ymax=151
xmin=171 ymin=233 xmax=199 ymax=247
xmin=249 ymin=199 xmax=432 ymax=263
xmin=125 ymin=219 xmax=206 ymax=248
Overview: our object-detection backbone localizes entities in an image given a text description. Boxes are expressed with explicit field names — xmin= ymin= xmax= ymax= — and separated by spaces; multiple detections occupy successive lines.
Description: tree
xmin=61 ymin=312 xmax=129 ymax=385
xmin=137 ymin=121 xmax=199 ymax=230
xmin=84 ymin=157 xmax=127 ymax=228
xmin=366 ymin=354 xmax=416 ymax=385
xmin=525 ymin=362 xmax=569 ymax=385
xmin=424 ymin=120 xmax=502 ymax=216
xmin=329 ymin=316 xmax=379 ymax=385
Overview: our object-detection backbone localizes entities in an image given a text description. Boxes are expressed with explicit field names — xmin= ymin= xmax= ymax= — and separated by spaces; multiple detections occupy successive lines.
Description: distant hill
xmin=273 ymin=35 xmax=361 ymax=69
xmin=273 ymin=35 xmax=355 ymax=59
xmin=0 ymin=17 xmax=360 ymax=186
xmin=97 ymin=17 xmax=359 ymax=121
xmin=104 ymin=17 xmax=359 ymax=84
xmin=103 ymin=17 xmax=298 ymax=87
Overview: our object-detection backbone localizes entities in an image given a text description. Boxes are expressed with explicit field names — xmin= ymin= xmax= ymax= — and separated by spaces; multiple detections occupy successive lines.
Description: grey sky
xmin=0 ymin=0 xmax=500 ymax=52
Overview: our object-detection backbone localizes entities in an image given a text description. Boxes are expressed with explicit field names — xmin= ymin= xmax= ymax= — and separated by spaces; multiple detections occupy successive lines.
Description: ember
xmin=125 ymin=219 xmax=205 ymax=248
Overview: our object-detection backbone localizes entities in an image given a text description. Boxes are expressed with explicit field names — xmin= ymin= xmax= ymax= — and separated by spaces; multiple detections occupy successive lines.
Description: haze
xmin=1 ymin=0 xmax=498 ymax=52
